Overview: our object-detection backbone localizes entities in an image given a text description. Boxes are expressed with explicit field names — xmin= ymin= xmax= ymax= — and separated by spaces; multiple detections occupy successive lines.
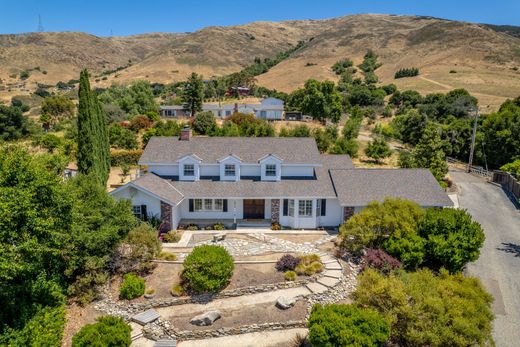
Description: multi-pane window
xmin=288 ymin=199 xmax=294 ymax=217
xmin=224 ymin=164 xmax=235 ymax=176
xmin=194 ymin=199 xmax=224 ymax=212
xmin=265 ymin=164 xmax=277 ymax=177
xmin=214 ymin=199 xmax=223 ymax=211
xmin=132 ymin=205 xmax=142 ymax=219
xmin=183 ymin=164 xmax=195 ymax=176
xmin=194 ymin=199 xmax=203 ymax=211
xmin=298 ymin=200 xmax=313 ymax=217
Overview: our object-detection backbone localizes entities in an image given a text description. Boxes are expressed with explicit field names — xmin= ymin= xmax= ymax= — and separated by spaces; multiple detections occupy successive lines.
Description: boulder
xmin=190 ymin=310 xmax=221 ymax=326
xmin=276 ymin=296 xmax=296 ymax=309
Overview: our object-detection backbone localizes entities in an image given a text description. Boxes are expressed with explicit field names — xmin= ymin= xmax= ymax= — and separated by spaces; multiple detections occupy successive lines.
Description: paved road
xmin=451 ymin=170 xmax=520 ymax=347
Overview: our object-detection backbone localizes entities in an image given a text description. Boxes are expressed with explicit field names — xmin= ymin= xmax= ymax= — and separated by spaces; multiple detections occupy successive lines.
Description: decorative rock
xmin=276 ymin=296 xmax=296 ymax=309
xmin=190 ymin=310 xmax=221 ymax=326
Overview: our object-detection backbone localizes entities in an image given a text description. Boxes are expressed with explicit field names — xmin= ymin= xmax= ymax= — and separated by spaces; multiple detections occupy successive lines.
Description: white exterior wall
xmin=172 ymin=204 xmax=181 ymax=230
xmin=112 ymin=187 xmax=162 ymax=219
xmin=281 ymin=165 xmax=315 ymax=177
xmin=178 ymin=157 xmax=201 ymax=181
xmin=148 ymin=165 xmax=178 ymax=176
xmin=200 ymin=164 xmax=219 ymax=176
xmin=317 ymin=199 xmax=343 ymax=227
xmin=265 ymin=199 xmax=272 ymax=219
xmin=179 ymin=199 xmax=244 ymax=220
xmin=260 ymin=156 xmax=282 ymax=181
xmin=219 ymin=157 xmax=241 ymax=181
xmin=241 ymin=165 xmax=261 ymax=176
xmin=279 ymin=198 xmax=317 ymax=229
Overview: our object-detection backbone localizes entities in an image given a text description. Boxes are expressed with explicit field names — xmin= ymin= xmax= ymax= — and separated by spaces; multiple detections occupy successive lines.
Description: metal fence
xmin=492 ymin=171 xmax=520 ymax=202
xmin=445 ymin=157 xmax=492 ymax=178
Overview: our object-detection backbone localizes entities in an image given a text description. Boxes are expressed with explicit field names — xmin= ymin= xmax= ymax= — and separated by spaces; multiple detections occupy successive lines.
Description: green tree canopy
xmin=0 ymin=104 xmax=30 ymax=141
xmin=419 ymin=208 xmax=485 ymax=272
xmin=182 ymin=72 xmax=204 ymax=117
xmin=365 ymin=137 xmax=392 ymax=163
xmin=191 ymin=111 xmax=217 ymax=135
xmin=41 ymin=95 xmax=75 ymax=127
xmin=72 ymin=316 xmax=131 ymax=347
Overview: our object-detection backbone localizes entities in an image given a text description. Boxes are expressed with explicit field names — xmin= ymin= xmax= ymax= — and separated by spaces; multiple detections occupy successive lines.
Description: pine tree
xmin=182 ymin=72 xmax=204 ymax=117
xmin=77 ymin=69 xmax=109 ymax=186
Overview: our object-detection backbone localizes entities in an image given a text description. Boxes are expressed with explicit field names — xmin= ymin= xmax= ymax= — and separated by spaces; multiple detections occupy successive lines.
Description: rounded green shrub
xmin=284 ymin=270 xmax=297 ymax=281
xmin=295 ymin=263 xmax=306 ymax=275
xmin=72 ymin=316 xmax=131 ymax=347
xmin=308 ymin=304 xmax=390 ymax=347
xmin=181 ymin=245 xmax=234 ymax=294
xmin=119 ymin=273 xmax=145 ymax=300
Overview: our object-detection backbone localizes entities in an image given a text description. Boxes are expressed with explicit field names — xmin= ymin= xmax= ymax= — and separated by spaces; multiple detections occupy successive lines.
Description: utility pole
xmin=467 ymin=108 xmax=480 ymax=173
xmin=38 ymin=15 xmax=44 ymax=32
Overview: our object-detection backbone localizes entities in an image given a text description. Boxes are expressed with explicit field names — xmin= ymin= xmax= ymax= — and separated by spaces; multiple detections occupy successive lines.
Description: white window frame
xmin=132 ymin=205 xmax=142 ymax=218
xmin=194 ymin=198 xmax=224 ymax=212
xmin=224 ymin=164 xmax=236 ymax=177
xmin=265 ymin=164 xmax=277 ymax=177
xmin=183 ymin=164 xmax=195 ymax=176
xmin=288 ymin=199 xmax=294 ymax=217
xmin=298 ymin=200 xmax=313 ymax=217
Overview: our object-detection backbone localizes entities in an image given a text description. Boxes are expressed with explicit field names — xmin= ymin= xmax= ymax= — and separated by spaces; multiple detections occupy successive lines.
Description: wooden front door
xmin=243 ymin=199 xmax=265 ymax=219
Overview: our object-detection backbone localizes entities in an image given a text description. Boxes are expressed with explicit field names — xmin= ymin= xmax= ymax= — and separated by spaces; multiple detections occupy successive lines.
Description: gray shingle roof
xmin=329 ymin=168 xmax=453 ymax=207
xmin=130 ymin=173 xmax=184 ymax=204
xmin=319 ymin=155 xmax=354 ymax=169
xmin=139 ymin=137 xmax=322 ymax=164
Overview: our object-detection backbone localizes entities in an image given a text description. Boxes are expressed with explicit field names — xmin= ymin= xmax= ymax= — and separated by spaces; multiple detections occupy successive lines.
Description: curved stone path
xmin=93 ymin=232 xmax=357 ymax=345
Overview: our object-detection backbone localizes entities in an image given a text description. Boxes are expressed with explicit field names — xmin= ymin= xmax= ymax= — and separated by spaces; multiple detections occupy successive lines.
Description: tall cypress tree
xmin=77 ymin=69 xmax=109 ymax=186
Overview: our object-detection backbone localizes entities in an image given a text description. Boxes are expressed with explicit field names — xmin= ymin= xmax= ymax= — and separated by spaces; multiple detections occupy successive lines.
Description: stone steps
xmin=322 ymin=270 xmax=343 ymax=279
xmin=317 ymin=276 xmax=341 ymax=288
xmin=132 ymin=309 xmax=161 ymax=325
xmin=306 ymin=282 xmax=328 ymax=294
xmin=154 ymin=339 xmax=178 ymax=347
xmin=324 ymin=262 xmax=342 ymax=270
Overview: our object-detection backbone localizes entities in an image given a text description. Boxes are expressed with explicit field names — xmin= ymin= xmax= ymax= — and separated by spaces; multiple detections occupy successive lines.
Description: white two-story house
xmin=111 ymin=127 xmax=453 ymax=231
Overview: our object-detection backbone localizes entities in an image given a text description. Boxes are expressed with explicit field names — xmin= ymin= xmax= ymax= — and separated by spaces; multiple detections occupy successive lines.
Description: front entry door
xmin=243 ymin=199 xmax=265 ymax=219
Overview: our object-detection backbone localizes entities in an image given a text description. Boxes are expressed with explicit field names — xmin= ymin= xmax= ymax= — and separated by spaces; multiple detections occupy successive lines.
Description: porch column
xmin=160 ymin=201 xmax=172 ymax=232
xmin=271 ymin=199 xmax=280 ymax=224
xmin=343 ymin=207 xmax=355 ymax=222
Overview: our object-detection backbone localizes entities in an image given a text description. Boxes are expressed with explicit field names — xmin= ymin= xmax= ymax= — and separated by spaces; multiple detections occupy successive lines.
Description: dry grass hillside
xmin=1 ymin=14 xmax=520 ymax=110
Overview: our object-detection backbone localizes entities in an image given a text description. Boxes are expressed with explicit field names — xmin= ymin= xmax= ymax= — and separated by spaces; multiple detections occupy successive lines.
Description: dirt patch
xmin=228 ymin=263 xmax=285 ymax=289
xmin=234 ymin=252 xmax=299 ymax=262
xmin=62 ymin=303 xmax=103 ymax=347
xmin=170 ymin=300 xmax=308 ymax=332
xmin=144 ymin=263 xmax=183 ymax=298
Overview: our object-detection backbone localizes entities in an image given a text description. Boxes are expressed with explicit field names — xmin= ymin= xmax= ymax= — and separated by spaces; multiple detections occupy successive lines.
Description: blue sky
xmin=1 ymin=0 xmax=519 ymax=36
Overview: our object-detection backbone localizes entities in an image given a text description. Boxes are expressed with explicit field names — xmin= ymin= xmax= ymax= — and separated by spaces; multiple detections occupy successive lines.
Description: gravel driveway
xmin=451 ymin=169 xmax=520 ymax=347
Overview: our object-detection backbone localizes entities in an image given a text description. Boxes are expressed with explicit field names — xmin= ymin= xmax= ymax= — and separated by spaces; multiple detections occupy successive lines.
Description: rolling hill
xmin=1 ymin=14 xmax=520 ymax=110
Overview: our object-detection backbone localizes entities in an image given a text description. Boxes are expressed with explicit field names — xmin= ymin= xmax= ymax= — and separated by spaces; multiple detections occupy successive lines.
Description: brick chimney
xmin=180 ymin=125 xmax=191 ymax=141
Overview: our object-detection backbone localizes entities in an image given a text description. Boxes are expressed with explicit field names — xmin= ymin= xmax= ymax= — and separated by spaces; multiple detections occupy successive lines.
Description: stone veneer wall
xmin=271 ymin=199 xmax=280 ymax=223
xmin=160 ymin=201 xmax=172 ymax=232
xmin=343 ymin=207 xmax=355 ymax=221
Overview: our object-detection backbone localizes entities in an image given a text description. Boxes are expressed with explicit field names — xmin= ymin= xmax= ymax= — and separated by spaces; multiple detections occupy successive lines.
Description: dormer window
xmin=224 ymin=164 xmax=236 ymax=177
xmin=183 ymin=164 xmax=195 ymax=176
xmin=265 ymin=164 xmax=277 ymax=177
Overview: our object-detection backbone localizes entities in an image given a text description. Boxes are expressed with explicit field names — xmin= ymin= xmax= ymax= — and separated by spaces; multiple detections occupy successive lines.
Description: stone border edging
xmin=143 ymin=319 xmax=308 ymax=341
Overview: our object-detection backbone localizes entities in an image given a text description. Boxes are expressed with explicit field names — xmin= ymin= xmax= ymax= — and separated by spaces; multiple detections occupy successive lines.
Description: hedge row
xmin=110 ymin=149 xmax=143 ymax=167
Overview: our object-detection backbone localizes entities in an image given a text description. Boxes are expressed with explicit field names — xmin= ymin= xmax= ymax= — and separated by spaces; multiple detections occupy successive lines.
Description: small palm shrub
xmin=275 ymin=254 xmax=301 ymax=272
xmin=181 ymin=245 xmax=234 ymax=294
xmin=284 ymin=270 xmax=297 ymax=281
xmin=119 ymin=273 xmax=145 ymax=300
xmin=72 ymin=316 xmax=131 ymax=347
